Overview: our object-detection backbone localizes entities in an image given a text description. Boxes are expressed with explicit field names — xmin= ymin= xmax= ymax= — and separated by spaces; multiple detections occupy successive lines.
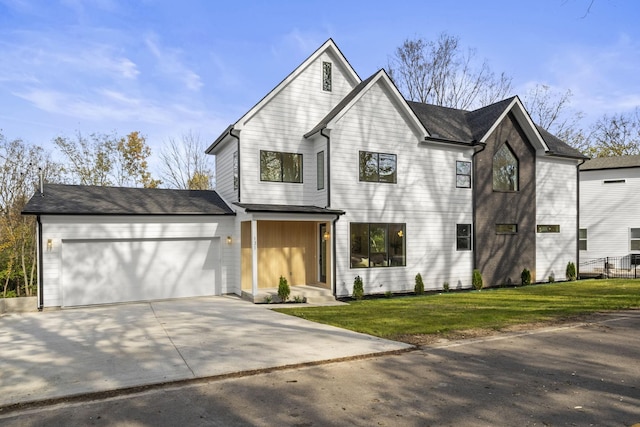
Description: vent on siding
xmin=603 ymin=179 xmax=626 ymax=184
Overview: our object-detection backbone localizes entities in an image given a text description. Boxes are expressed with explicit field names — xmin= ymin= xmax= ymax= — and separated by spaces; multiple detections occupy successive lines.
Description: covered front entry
xmin=234 ymin=203 xmax=344 ymax=301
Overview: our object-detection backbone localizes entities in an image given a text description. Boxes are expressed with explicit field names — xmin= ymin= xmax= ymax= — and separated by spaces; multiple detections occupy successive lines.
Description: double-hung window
xmin=456 ymin=224 xmax=472 ymax=250
xmin=456 ymin=161 xmax=471 ymax=188
xmin=579 ymin=228 xmax=587 ymax=251
xmin=631 ymin=228 xmax=640 ymax=251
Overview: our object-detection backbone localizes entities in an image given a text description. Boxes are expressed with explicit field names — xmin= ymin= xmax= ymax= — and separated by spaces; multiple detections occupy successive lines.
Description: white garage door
xmin=61 ymin=237 xmax=220 ymax=307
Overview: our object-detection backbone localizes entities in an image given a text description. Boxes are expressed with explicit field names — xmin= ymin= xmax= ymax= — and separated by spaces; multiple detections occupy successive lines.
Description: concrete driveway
xmin=0 ymin=296 xmax=411 ymax=408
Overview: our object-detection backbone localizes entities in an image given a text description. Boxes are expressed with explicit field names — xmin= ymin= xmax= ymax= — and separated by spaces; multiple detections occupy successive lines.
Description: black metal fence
xmin=579 ymin=255 xmax=640 ymax=279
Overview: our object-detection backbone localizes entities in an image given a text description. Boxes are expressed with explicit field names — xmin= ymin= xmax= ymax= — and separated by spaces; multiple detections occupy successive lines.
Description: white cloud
xmin=144 ymin=34 xmax=203 ymax=91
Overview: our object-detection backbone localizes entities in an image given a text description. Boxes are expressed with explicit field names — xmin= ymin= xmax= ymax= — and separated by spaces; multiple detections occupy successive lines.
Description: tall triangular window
xmin=493 ymin=143 xmax=518 ymax=191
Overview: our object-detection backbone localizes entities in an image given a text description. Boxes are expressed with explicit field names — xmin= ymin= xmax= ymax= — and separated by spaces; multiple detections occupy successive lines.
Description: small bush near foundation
xmin=293 ymin=295 xmax=306 ymax=303
xmin=384 ymin=291 xmax=393 ymax=298
xmin=278 ymin=276 xmax=290 ymax=302
xmin=353 ymin=275 xmax=364 ymax=300
xmin=521 ymin=269 xmax=531 ymax=286
xmin=443 ymin=282 xmax=450 ymax=292
xmin=548 ymin=274 xmax=555 ymax=283
xmin=264 ymin=295 xmax=273 ymax=304
xmin=472 ymin=269 xmax=484 ymax=291
xmin=414 ymin=273 xmax=425 ymax=295
xmin=566 ymin=262 xmax=577 ymax=281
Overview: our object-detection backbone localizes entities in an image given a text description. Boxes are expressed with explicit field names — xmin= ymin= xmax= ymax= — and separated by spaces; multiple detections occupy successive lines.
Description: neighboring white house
xmin=23 ymin=39 xmax=586 ymax=308
xmin=579 ymin=155 xmax=640 ymax=273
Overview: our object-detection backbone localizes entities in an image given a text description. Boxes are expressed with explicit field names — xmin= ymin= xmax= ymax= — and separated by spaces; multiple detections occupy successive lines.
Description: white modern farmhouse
xmin=579 ymin=155 xmax=640 ymax=274
xmin=23 ymin=39 xmax=586 ymax=308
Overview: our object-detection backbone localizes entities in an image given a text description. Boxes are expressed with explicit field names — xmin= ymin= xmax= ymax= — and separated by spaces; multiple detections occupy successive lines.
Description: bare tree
xmin=387 ymin=33 xmax=513 ymax=110
xmin=522 ymin=84 xmax=586 ymax=151
xmin=159 ymin=131 xmax=215 ymax=190
xmin=584 ymin=109 xmax=640 ymax=157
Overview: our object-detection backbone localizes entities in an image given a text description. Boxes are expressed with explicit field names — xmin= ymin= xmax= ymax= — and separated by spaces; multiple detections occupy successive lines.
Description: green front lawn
xmin=275 ymin=279 xmax=640 ymax=341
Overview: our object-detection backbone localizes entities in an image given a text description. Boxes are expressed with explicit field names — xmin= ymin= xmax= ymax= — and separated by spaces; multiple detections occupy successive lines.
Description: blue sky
xmin=0 ymin=0 xmax=638 ymax=158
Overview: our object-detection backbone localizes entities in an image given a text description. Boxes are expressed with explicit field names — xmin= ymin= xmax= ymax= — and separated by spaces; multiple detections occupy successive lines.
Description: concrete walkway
xmin=0 ymin=296 xmax=411 ymax=408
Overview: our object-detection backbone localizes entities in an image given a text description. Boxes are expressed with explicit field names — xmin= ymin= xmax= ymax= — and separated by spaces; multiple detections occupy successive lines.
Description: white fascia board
xmin=324 ymin=70 xmax=429 ymax=139
xmin=479 ymin=97 xmax=550 ymax=152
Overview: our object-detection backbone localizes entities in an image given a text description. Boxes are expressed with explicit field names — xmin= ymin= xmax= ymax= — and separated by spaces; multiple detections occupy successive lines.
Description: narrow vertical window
xmin=233 ymin=151 xmax=239 ymax=191
xmin=322 ymin=61 xmax=332 ymax=92
xmin=493 ymin=143 xmax=518 ymax=191
xmin=317 ymin=151 xmax=325 ymax=190
xmin=456 ymin=224 xmax=472 ymax=250
xmin=456 ymin=161 xmax=471 ymax=188
xmin=579 ymin=228 xmax=587 ymax=251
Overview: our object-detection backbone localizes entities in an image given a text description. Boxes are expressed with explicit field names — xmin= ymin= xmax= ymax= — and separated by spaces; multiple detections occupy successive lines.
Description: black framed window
xmin=456 ymin=161 xmax=471 ymax=188
xmin=359 ymin=151 xmax=397 ymax=183
xmin=493 ymin=143 xmax=518 ymax=191
xmin=322 ymin=61 xmax=332 ymax=92
xmin=456 ymin=224 xmax=472 ymax=250
xmin=260 ymin=150 xmax=302 ymax=183
xmin=350 ymin=223 xmax=406 ymax=268
xmin=537 ymin=225 xmax=560 ymax=233
xmin=317 ymin=151 xmax=324 ymax=190
xmin=631 ymin=228 xmax=640 ymax=251
xmin=496 ymin=224 xmax=517 ymax=234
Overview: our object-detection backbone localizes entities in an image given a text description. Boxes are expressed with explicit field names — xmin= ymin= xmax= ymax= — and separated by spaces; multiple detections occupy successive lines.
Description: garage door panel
xmin=62 ymin=238 xmax=220 ymax=307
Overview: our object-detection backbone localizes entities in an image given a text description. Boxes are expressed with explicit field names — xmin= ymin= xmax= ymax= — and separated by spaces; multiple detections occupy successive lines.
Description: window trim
xmin=350 ymin=222 xmax=406 ymax=269
xmin=456 ymin=224 xmax=472 ymax=251
xmin=456 ymin=161 xmax=471 ymax=188
xmin=631 ymin=228 xmax=640 ymax=251
xmin=259 ymin=150 xmax=303 ymax=183
xmin=359 ymin=151 xmax=397 ymax=184
xmin=579 ymin=228 xmax=588 ymax=251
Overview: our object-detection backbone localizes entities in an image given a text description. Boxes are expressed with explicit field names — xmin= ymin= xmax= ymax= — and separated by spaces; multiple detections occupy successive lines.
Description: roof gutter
xmin=206 ymin=124 xmax=234 ymax=154
xmin=423 ymin=136 xmax=480 ymax=147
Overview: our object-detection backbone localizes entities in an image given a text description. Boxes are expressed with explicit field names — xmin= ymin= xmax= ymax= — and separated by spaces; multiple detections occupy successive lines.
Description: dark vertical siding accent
xmin=474 ymin=112 xmax=536 ymax=286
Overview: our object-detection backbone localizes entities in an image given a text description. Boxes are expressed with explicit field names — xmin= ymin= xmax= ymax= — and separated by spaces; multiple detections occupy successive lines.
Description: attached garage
xmin=22 ymin=184 xmax=236 ymax=308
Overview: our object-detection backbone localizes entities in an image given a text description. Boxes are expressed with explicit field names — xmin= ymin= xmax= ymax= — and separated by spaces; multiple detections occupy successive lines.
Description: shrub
xmin=521 ymin=268 xmax=531 ymax=286
xmin=443 ymin=281 xmax=450 ymax=292
xmin=263 ymin=295 xmax=273 ymax=304
xmin=384 ymin=291 xmax=393 ymax=298
xmin=293 ymin=295 xmax=306 ymax=303
xmin=278 ymin=276 xmax=290 ymax=302
xmin=566 ymin=262 xmax=577 ymax=281
xmin=414 ymin=273 xmax=425 ymax=295
xmin=353 ymin=275 xmax=364 ymax=300
xmin=548 ymin=274 xmax=555 ymax=283
xmin=472 ymin=269 xmax=483 ymax=291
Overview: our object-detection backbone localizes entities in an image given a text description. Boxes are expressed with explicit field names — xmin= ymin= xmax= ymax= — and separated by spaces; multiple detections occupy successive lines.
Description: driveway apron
xmin=0 ymin=296 xmax=410 ymax=407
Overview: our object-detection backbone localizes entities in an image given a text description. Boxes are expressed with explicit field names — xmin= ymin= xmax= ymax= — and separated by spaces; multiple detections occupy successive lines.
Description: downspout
xmin=229 ymin=128 xmax=241 ymax=203
xmin=320 ymin=128 xmax=331 ymax=207
xmin=576 ymin=158 xmax=588 ymax=279
xmin=37 ymin=215 xmax=43 ymax=310
xmin=471 ymin=140 xmax=486 ymax=270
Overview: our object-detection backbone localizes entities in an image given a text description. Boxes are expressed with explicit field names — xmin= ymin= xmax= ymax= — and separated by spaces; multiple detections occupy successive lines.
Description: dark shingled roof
xmin=235 ymin=203 xmax=344 ymax=215
xmin=22 ymin=184 xmax=235 ymax=216
xmin=580 ymin=154 xmax=640 ymax=171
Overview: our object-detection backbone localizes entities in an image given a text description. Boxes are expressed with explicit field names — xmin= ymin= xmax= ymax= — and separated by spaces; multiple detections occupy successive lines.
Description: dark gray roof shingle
xmin=580 ymin=154 xmax=640 ymax=170
xmin=22 ymin=184 xmax=235 ymax=215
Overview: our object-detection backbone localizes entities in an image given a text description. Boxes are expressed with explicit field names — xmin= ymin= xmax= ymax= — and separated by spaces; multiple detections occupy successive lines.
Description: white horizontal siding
xmin=239 ymin=51 xmax=357 ymax=206
xmin=536 ymin=157 xmax=579 ymax=281
xmin=215 ymin=141 xmax=237 ymax=203
xmin=40 ymin=215 xmax=237 ymax=308
xmin=329 ymin=80 xmax=474 ymax=296
xmin=580 ymin=167 xmax=640 ymax=259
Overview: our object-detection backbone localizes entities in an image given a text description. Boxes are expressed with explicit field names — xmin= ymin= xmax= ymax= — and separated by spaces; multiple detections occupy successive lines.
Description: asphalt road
xmin=1 ymin=311 xmax=639 ymax=426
